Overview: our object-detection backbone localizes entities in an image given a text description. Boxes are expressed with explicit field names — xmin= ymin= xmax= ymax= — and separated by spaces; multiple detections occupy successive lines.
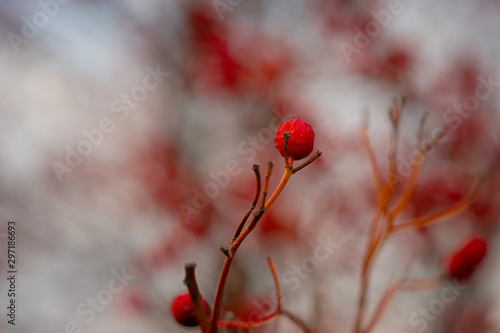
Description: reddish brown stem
xmin=281 ymin=310 xmax=313 ymax=333
xmin=359 ymin=117 xmax=383 ymax=194
xmin=293 ymin=150 xmax=323 ymax=174
xmin=210 ymin=256 xmax=233 ymax=333
xmin=233 ymin=164 xmax=261 ymax=241
xmin=209 ymin=165 xmax=292 ymax=333
xmin=267 ymin=257 xmax=282 ymax=312
xmin=390 ymin=179 xmax=479 ymax=233
xmin=184 ymin=263 xmax=209 ymax=333
xmin=259 ymin=161 xmax=275 ymax=211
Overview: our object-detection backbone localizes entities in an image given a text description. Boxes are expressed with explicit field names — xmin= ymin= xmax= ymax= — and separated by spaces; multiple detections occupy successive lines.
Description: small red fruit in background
xmin=274 ymin=118 xmax=315 ymax=160
xmin=170 ymin=293 xmax=211 ymax=327
xmin=444 ymin=236 xmax=488 ymax=281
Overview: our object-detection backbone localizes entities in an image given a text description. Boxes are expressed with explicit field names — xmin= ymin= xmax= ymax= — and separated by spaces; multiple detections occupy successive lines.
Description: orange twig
xmin=359 ymin=114 xmax=383 ymax=194
xmin=267 ymin=257 xmax=282 ymax=312
xmin=391 ymin=179 xmax=479 ymax=233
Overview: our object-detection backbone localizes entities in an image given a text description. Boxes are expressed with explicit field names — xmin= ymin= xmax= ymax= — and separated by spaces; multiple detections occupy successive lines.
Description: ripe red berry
xmin=444 ymin=236 xmax=488 ymax=281
xmin=170 ymin=292 xmax=211 ymax=327
xmin=274 ymin=118 xmax=315 ymax=161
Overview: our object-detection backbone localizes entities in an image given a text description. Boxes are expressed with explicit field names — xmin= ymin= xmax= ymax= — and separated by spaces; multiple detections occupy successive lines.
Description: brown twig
xmin=385 ymin=99 xmax=402 ymax=199
xmin=293 ymin=150 xmax=323 ymax=174
xmin=184 ymin=263 xmax=209 ymax=333
xmin=281 ymin=310 xmax=313 ymax=333
xmin=209 ymin=132 xmax=322 ymax=332
xmin=216 ymin=257 xmax=284 ymax=330
xmin=267 ymin=257 xmax=282 ymax=312
xmin=259 ymin=161 xmax=275 ymax=212
xmin=233 ymin=164 xmax=261 ymax=241
xmin=354 ymin=107 xmax=479 ymax=333
xmin=210 ymin=164 xmax=287 ymax=333
xmin=362 ymin=251 xmax=413 ymax=333
xmin=388 ymin=114 xmax=443 ymax=222
xmin=390 ymin=179 xmax=479 ymax=233
xmin=362 ymin=279 xmax=405 ymax=333
xmin=359 ymin=112 xmax=383 ymax=194
xmin=284 ymin=131 xmax=290 ymax=159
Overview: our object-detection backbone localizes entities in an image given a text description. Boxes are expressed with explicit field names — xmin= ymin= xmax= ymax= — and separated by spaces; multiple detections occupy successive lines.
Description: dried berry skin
xmin=170 ymin=293 xmax=211 ymax=327
xmin=274 ymin=118 xmax=315 ymax=160
xmin=445 ymin=236 xmax=488 ymax=281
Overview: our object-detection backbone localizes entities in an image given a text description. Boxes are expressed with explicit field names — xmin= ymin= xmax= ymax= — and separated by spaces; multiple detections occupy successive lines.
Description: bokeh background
xmin=1 ymin=0 xmax=500 ymax=332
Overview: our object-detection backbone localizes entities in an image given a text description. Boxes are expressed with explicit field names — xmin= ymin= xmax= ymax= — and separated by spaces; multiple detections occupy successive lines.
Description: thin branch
xmin=388 ymin=114 xmax=441 ymax=222
xmin=267 ymin=257 xmax=282 ymax=312
xmin=281 ymin=310 xmax=313 ymax=333
xmin=212 ymin=163 xmax=283 ymax=333
xmin=359 ymin=112 xmax=383 ymax=194
xmin=263 ymin=164 xmax=293 ymax=211
xmin=293 ymin=150 xmax=323 ymax=174
xmin=233 ymin=165 xmax=261 ymax=241
xmin=216 ymin=257 xmax=284 ymax=330
xmin=219 ymin=245 xmax=232 ymax=259
xmin=362 ymin=279 xmax=404 ymax=333
xmin=385 ymin=99 xmax=403 ymax=197
xmin=362 ymin=249 xmax=412 ymax=333
xmin=259 ymin=161 xmax=275 ymax=212
xmin=363 ymin=211 xmax=382 ymax=275
xmin=362 ymin=276 xmax=441 ymax=333
xmin=391 ymin=179 xmax=479 ymax=233
xmin=210 ymin=257 xmax=234 ymax=333
xmin=184 ymin=263 xmax=209 ymax=333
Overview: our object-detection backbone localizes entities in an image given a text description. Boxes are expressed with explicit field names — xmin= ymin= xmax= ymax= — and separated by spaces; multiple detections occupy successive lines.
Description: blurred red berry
xmin=444 ymin=236 xmax=488 ymax=281
xmin=274 ymin=118 xmax=315 ymax=160
xmin=170 ymin=293 xmax=211 ymax=327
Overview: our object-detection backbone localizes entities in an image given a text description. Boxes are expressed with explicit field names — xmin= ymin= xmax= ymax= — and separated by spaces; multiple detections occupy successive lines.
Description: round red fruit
xmin=170 ymin=292 xmax=211 ymax=327
xmin=274 ymin=118 xmax=315 ymax=160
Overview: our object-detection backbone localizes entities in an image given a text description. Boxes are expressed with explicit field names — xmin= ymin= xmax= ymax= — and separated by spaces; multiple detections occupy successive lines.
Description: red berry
xmin=444 ymin=236 xmax=488 ymax=281
xmin=274 ymin=118 xmax=315 ymax=160
xmin=170 ymin=293 xmax=211 ymax=327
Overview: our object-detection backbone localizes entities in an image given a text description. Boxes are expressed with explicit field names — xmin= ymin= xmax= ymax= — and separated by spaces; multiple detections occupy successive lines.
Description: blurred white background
xmin=1 ymin=0 xmax=500 ymax=332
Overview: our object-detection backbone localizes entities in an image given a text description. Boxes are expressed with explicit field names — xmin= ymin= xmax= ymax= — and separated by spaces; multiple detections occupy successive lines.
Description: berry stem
xmin=284 ymin=132 xmax=290 ymax=164
xmin=208 ymin=127 xmax=321 ymax=332
xmin=184 ymin=263 xmax=210 ymax=333
xmin=209 ymin=164 xmax=292 ymax=333
xmin=262 ymin=164 xmax=293 ymax=211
